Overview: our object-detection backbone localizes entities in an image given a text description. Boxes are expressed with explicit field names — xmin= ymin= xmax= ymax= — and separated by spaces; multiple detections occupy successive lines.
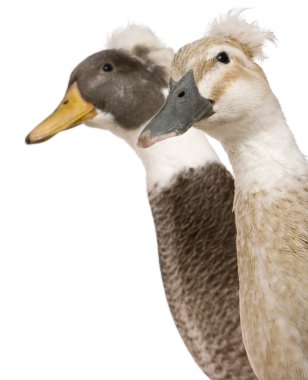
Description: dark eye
xmin=102 ymin=63 xmax=113 ymax=72
xmin=216 ymin=52 xmax=230 ymax=64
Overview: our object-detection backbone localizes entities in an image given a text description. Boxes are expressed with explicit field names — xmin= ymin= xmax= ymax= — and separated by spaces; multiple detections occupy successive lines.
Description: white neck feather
xmin=220 ymin=111 xmax=308 ymax=193
xmin=134 ymin=128 xmax=219 ymax=192
xmin=86 ymin=111 xmax=219 ymax=193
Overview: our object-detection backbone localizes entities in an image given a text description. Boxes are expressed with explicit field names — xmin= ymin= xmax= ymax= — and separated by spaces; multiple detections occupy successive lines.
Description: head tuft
xmin=106 ymin=24 xmax=174 ymax=71
xmin=207 ymin=9 xmax=276 ymax=59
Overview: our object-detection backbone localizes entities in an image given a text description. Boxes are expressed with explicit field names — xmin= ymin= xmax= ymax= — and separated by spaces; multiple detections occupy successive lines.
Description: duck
xmin=25 ymin=25 xmax=256 ymax=380
xmin=139 ymin=11 xmax=308 ymax=380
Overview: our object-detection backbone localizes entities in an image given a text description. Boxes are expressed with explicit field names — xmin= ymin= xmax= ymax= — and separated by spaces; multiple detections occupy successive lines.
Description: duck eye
xmin=102 ymin=63 xmax=113 ymax=72
xmin=216 ymin=52 xmax=230 ymax=64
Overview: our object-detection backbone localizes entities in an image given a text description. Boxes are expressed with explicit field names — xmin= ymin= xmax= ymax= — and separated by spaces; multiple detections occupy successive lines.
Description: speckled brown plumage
xmin=149 ymin=162 xmax=256 ymax=380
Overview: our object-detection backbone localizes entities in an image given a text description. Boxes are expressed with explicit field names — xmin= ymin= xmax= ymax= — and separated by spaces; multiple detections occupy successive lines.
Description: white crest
xmin=106 ymin=24 xmax=174 ymax=70
xmin=207 ymin=9 xmax=276 ymax=59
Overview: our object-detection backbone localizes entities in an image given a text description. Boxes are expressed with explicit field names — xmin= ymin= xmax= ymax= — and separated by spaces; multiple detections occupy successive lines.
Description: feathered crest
xmin=207 ymin=9 xmax=276 ymax=59
xmin=106 ymin=24 xmax=174 ymax=70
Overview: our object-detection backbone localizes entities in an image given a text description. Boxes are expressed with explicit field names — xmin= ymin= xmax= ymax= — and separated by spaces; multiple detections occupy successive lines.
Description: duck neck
xmin=119 ymin=125 xmax=220 ymax=194
xmin=220 ymin=109 xmax=307 ymax=193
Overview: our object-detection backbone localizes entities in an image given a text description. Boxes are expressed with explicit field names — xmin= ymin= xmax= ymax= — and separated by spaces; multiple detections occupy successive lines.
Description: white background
xmin=1 ymin=1 xmax=307 ymax=379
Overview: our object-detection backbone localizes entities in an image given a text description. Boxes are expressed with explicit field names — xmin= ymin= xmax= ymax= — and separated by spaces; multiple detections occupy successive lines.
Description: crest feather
xmin=207 ymin=9 xmax=276 ymax=59
xmin=106 ymin=24 xmax=174 ymax=70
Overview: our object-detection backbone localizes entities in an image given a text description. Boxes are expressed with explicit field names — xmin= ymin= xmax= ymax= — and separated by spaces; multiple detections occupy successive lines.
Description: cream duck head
xmin=138 ymin=10 xmax=277 ymax=148
xmin=25 ymin=25 xmax=173 ymax=144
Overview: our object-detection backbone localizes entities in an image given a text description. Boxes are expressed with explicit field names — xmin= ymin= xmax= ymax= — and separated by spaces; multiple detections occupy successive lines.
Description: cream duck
xmin=139 ymin=12 xmax=308 ymax=380
xmin=26 ymin=25 xmax=256 ymax=380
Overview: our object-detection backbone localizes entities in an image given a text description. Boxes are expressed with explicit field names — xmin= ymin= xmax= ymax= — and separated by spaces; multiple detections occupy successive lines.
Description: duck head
xmin=25 ymin=26 xmax=173 ymax=144
xmin=138 ymin=10 xmax=276 ymax=148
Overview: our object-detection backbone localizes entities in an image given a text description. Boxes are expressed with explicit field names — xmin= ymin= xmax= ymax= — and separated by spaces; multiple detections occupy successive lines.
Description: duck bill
xmin=138 ymin=70 xmax=214 ymax=148
xmin=25 ymin=82 xmax=97 ymax=144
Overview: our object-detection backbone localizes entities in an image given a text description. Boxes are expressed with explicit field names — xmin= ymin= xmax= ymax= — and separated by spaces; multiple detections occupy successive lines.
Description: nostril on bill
xmin=178 ymin=91 xmax=186 ymax=98
xmin=63 ymin=100 xmax=69 ymax=105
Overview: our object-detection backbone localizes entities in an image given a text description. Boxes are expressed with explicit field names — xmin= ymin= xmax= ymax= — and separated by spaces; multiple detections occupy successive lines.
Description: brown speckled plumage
xmin=149 ymin=162 xmax=256 ymax=380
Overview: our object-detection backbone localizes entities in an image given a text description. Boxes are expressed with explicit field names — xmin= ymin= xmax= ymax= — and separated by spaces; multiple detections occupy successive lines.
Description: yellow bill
xmin=25 ymin=82 xmax=97 ymax=144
